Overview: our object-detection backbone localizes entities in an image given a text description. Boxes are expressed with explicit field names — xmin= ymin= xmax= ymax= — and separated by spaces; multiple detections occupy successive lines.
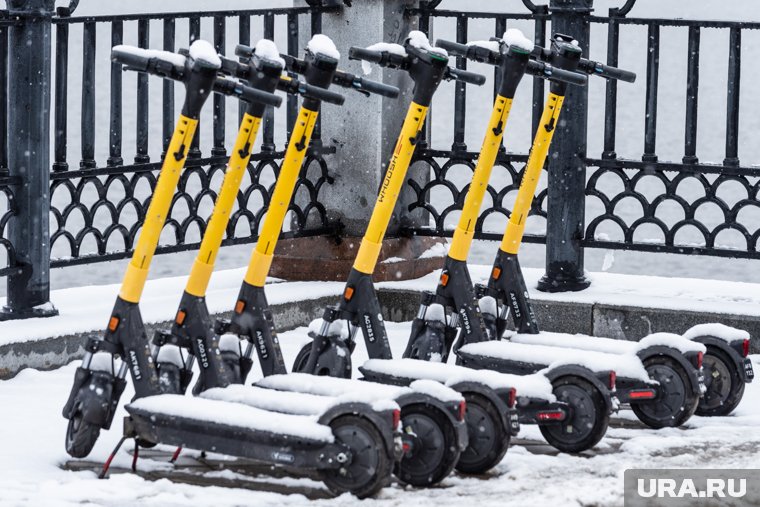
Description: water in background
xmin=26 ymin=0 xmax=760 ymax=297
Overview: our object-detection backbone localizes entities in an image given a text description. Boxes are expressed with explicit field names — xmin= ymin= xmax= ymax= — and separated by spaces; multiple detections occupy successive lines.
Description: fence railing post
xmin=536 ymin=0 xmax=592 ymax=293
xmin=1 ymin=0 xmax=58 ymax=319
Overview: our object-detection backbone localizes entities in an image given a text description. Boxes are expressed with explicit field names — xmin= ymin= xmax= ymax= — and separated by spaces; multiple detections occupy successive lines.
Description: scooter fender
xmin=62 ymin=366 xmax=91 ymax=419
xmin=76 ymin=371 xmax=126 ymax=429
xmin=688 ymin=335 xmax=753 ymax=383
xmin=447 ymin=380 xmax=519 ymax=436
xmin=403 ymin=319 xmax=448 ymax=361
xmin=393 ymin=391 xmax=469 ymax=453
xmin=318 ymin=401 xmax=400 ymax=461
xmin=543 ymin=364 xmax=615 ymax=415
xmin=302 ymin=334 xmax=353 ymax=378
xmin=636 ymin=345 xmax=704 ymax=396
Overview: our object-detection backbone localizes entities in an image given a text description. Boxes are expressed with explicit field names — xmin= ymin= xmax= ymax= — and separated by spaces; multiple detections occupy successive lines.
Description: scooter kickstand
xmin=98 ymin=435 xmax=128 ymax=479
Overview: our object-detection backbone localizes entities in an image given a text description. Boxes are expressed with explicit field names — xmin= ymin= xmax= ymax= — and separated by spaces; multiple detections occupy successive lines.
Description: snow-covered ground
xmin=1 ymin=321 xmax=758 ymax=507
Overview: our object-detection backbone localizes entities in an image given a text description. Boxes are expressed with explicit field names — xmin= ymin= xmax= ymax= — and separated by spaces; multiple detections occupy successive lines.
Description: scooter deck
xmin=458 ymin=340 xmax=652 ymax=383
xmin=254 ymin=373 xmax=469 ymax=453
xmin=359 ymin=358 xmax=570 ymax=427
xmin=360 ymin=358 xmax=555 ymax=402
xmin=127 ymin=394 xmax=335 ymax=443
xmin=256 ymin=372 xmax=463 ymax=405
xmin=509 ymin=330 xmax=705 ymax=356
xmin=201 ymin=383 xmax=400 ymax=415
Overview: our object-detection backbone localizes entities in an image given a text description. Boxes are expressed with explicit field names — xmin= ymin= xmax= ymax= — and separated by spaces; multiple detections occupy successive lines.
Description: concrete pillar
xmin=272 ymin=1 xmax=444 ymax=282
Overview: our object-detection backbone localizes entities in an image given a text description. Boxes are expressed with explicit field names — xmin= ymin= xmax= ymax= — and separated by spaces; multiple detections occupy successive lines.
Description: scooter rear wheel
xmin=540 ymin=376 xmax=609 ymax=453
xmin=320 ymin=415 xmax=392 ymax=498
xmin=395 ymin=403 xmax=460 ymax=486
xmin=456 ymin=392 xmax=509 ymax=474
xmin=696 ymin=346 xmax=745 ymax=417
xmin=632 ymin=356 xmax=699 ymax=428
xmin=65 ymin=412 xmax=100 ymax=458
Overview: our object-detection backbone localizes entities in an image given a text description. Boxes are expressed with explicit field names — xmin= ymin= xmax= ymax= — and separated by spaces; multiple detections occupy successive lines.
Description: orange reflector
xmin=492 ymin=267 xmax=502 ymax=280
xmin=235 ymin=300 xmax=245 ymax=314
xmin=175 ymin=310 xmax=186 ymax=326
xmin=108 ymin=316 xmax=119 ymax=332
xmin=344 ymin=287 xmax=354 ymax=301
xmin=440 ymin=273 xmax=449 ymax=287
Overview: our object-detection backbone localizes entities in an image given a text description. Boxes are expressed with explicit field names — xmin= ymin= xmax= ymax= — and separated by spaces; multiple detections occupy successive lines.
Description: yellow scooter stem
xmin=120 ymin=115 xmax=198 ymax=303
xmin=184 ymin=113 xmax=263 ymax=297
xmin=353 ymin=102 xmax=429 ymax=275
xmin=500 ymin=92 xmax=564 ymax=255
xmin=448 ymin=94 xmax=513 ymax=262
xmin=244 ymin=105 xmax=320 ymax=287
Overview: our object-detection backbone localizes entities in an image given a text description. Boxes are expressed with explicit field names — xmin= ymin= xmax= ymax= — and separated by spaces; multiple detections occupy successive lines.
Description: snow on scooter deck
xmin=127 ymin=394 xmax=337 ymax=442
xmin=360 ymin=358 xmax=556 ymax=402
xmin=256 ymin=372 xmax=464 ymax=404
xmin=458 ymin=340 xmax=652 ymax=382
xmin=202 ymin=382 xmax=402 ymax=414
xmin=509 ymin=331 xmax=706 ymax=356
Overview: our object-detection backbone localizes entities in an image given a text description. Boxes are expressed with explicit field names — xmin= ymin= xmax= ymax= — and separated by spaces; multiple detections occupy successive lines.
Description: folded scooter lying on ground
xmin=145 ymin=34 xmax=469 ymax=489
xmin=61 ymin=40 xmax=404 ymax=499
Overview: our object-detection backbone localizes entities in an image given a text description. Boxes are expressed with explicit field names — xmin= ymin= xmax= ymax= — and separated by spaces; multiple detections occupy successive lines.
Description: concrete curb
xmin=1 ymin=288 xmax=758 ymax=379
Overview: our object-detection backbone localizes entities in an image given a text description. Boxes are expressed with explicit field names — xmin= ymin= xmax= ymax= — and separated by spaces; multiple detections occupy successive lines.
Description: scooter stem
xmin=120 ymin=117 xmax=199 ymax=303
xmin=353 ymin=102 xmax=429 ymax=275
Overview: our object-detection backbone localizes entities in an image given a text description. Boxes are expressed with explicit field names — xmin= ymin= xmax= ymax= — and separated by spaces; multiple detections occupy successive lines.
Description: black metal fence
xmin=0 ymin=0 xmax=758 ymax=318
xmin=405 ymin=0 xmax=760 ymax=290
xmin=0 ymin=1 xmax=340 ymax=317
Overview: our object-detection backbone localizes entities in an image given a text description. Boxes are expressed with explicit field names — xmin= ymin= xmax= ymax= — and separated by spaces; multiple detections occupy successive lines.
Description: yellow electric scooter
xmin=62 ymin=40 xmax=282 ymax=458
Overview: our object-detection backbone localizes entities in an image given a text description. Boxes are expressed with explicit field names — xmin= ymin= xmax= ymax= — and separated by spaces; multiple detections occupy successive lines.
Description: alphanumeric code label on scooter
xmin=255 ymin=330 xmax=269 ymax=359
xmin=196 ymin=338 xmax=210 ymax=369
xmin=745 ymin=358 xmax=755 ymax=380
xmin=364 ymin=314 xmax=375 ymax=342
xmin=129 ymin=350 xmax=142 ymax=381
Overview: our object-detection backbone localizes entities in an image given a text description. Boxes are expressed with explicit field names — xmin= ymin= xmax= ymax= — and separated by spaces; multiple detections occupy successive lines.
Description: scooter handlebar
xmin=577 ymin=59 xmax=637 ymax=83
xmin=333 ymin=70 xmax=400 ymax=98
xmin=112 ymin=45 xmax=186 ymax=80
xmin=526 ymin=60 xmax=587 ymax=86
xmin=213 ymin=78 xmax=283 ymax=108
xmin=445 ymin=66 xmax=486 ymax=86
xmin=278 ymin=77 xmax=346 ymax=105
xmin=435 ymin=39 xmax=500 ymax=65
xmin=347 ymin=46 xmax=409 ymax=70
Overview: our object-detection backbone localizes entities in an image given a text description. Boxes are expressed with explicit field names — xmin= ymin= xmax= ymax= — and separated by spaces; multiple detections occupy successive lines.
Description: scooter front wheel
xmin=157 ymin=362 xmax=183 ymax=394
xmin=65 ymin=412 xmax=100 ymax=458
xmin=696 ymin=346 xmax=745 ymax=417
xmin=540 ymin=376 xmax=609 ymax=453
xmin=320 ymin=415 xmax=392 ymax=498
xmin=632 ymin=356 xmax=699 ymax=428
xmin=292 ymin=342 xmax=352 ymax=378
xmin=395 ymin=403 xmax=459 ymax=486
xmin=456 ymin=392 xmax=509 ymax=474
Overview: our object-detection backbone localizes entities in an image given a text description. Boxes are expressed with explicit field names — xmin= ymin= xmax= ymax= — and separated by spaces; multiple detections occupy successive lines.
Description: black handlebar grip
xmin=446 ymin=67 xmax=486 ymax=86
xmin=111 ymin=47 xmax=152 ymax=72
xmin=355 ymin=77 xmax=400 ymax=98
xmin=435 ymin=39 xmax=470 ymax=57
xmin=527 ymin=60 xmax=587 ymax=86
xmin=348 ymin=47 xmax=384 ymax=64
xmin=580 ymin=59 xmax=636 ymax=83
xmin=235 ymin=44 xmax=254 ymax=59
xmin=300 ymin=81 xmax=346 ymax=105
xmin=213 ymin=78 xmax=282 ymax=108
